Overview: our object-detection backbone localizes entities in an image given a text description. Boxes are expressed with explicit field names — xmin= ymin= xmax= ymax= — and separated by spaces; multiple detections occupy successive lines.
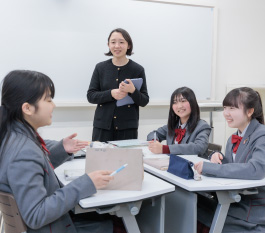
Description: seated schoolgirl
xmin=195 ymin=87 xmax=265 ymax=233
xmin=0 ymin=70 xmax=114 ymax=233
xmin=147 ymin=87 xmax=211 ymax=158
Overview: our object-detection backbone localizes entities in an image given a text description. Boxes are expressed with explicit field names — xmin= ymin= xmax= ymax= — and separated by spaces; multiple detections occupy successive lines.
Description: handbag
xmin=167 ymin=154 xmax=194 ymax=179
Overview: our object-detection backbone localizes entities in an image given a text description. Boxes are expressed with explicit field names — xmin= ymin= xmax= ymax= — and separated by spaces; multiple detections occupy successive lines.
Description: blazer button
xmin=116 ymin=127 xmax=118 ymax=130
xmin=116 ymin=79 xmax=118 ymax=81
xmin=128 ymin=105 xmax=130 ymax=107
xmin=100 ymin=104 xmax=102 ymax=107
xmin=114 ymin=116 xmax=117 ymax=119
xmin=117 ymin=68 xmax=120 ymax=70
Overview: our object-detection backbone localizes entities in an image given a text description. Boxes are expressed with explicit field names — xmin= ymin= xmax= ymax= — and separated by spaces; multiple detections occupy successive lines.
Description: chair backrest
xmin=207 ymin=143 xmax=222 ymax=157
xmin=0 ymin=191 xmax=27 ymax=233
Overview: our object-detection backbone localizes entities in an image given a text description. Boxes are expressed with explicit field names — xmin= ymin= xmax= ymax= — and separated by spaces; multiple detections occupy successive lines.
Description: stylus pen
xmin=154 ymin=132 xmax=157 ymax=141
xmin=110 ymin=164 xmax=128 ymax=176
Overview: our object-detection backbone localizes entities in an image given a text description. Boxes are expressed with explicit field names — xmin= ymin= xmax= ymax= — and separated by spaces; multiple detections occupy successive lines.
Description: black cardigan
xmin=87 ymin=59 xmax=149 ymax=130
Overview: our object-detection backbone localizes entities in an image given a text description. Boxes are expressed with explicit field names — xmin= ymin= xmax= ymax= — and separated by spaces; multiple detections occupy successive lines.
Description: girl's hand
xmin=148 ymin=141 xmax=163 ymax=154
xmin=88 ymin=170 xmax=114 ymax=189
xmin=194 ymin=161 xmax=204 ymax=174
xmin=111 ymin=88 xmax=127 ymax=100
xmin=63 ymin=133 xmax=89 ymax=154
xmin=211 ymin=152 xmax=223 ymax=164
xmin=119 ymin=79 xmax=136 ymax=94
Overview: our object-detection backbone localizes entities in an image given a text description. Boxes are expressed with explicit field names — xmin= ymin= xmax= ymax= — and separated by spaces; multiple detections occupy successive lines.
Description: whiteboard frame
xmin=52 ymin=0 xmax=218 ymax=107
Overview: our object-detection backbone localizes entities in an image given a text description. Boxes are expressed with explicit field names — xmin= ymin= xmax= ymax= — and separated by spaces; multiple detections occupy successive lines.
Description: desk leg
xmin=136 ymin=195 xmax=165 ymax=233
xmin=113 ymin=201 xmax=142 ymax=233
xmin=210 ymin=191 xmax=233 ymax=233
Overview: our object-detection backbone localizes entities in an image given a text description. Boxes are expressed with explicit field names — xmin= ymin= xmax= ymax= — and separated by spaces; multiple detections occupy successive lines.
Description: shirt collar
xmin=237 ymin=122 xmax=250 ymax=137
xmin=178 ymin=121 xmax=187 ymax=129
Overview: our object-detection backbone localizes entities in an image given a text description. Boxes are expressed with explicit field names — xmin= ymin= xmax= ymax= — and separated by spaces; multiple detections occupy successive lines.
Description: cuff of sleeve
xmin=110 ymin=90 xmax=115 ymax=101
xmin=208 ymin=151 xmax=224 ymax=160
xmin=163 ymin=145 xmax=170 ymax=154
xmin=130 ymin=88 xmax=139 ymax=98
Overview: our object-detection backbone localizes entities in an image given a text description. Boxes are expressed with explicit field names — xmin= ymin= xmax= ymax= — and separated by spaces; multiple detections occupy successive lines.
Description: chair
xmin=198 ymin=142 xmax=222 ymax=160
xmin=0 ymin=191 xmax=27 ymax=233
xmin=0 ymin=210 xmax=4 ymax=233
xmin=206 ymin=142 xmax=222 ymax=158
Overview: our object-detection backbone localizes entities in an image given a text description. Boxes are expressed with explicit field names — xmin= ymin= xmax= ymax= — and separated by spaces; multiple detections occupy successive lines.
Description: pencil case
xmin=167 ymin=154 xmax=194 ymax=179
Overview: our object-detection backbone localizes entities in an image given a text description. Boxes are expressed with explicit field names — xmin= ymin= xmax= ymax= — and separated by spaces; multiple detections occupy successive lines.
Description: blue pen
xmin=110 ymin=164 xmax=128 ymax=176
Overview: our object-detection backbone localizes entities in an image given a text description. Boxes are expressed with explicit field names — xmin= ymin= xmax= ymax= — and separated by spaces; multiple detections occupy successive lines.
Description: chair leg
xmin=0 ymin=214 xmax=4 ymax=233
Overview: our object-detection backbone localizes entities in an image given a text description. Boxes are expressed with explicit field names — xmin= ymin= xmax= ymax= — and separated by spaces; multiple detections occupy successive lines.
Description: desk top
xmin=144 ymin=155 xmax=265 ymax=192
xmin=55 ymin=159 xmax=175 ymax=209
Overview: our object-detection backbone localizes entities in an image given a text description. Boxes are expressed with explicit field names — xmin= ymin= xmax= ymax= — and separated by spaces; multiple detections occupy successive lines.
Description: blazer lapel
xmin=235 ymin=119 xmax=258 ymax=163
xmin=226 ymin=138 xmax=234 ymax=163
xmin=181 ymin=130 xmax=190 ymax=144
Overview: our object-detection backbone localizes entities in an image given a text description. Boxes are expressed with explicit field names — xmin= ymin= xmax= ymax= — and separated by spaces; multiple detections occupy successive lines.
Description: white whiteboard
xmin=0 ymin=0 xmax=214 ymax=103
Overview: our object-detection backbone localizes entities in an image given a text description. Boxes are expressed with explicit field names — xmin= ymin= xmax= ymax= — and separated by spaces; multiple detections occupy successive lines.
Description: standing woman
xmin=87 ymin=28 xmax=149 ymax=142
xmin=195 ymin=87 xmax=265 ymax=232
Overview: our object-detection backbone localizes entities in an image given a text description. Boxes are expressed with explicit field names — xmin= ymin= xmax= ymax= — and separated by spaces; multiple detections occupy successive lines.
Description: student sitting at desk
xmin=0 ymin=70 xmax=114 ymax=233
xmin=147 ymin=87 xmax=211 ymax=158
xmin=195 ymin=87 xmax=265 ymax=233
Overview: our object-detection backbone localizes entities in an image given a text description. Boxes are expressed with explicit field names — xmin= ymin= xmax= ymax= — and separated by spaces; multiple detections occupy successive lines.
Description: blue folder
xmin=116 ymin=78 xmax=143 ymax=107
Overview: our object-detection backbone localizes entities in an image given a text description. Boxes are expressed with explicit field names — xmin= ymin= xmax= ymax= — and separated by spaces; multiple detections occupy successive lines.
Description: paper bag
xmin=86 ymin=148 xmax=143 ymax=190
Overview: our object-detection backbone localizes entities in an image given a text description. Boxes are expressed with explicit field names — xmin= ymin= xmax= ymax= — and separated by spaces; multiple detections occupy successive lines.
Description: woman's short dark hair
xmin=168 ymin=87 xmax=200 ymax=136
xmin=223 ymin=87 xmax=264 ymax=124
xmin=0 ymin=70 xmax=55 ymax=147
xmin=105 ymin=28 xmax=133 ymax=56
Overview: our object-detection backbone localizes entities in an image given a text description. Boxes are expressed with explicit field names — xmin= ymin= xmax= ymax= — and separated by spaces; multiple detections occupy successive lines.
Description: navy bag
xmin=167 ymin=154 xmax=194 ymax=179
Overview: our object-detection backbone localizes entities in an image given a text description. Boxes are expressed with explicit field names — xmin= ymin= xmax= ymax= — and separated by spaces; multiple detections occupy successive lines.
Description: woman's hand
xmin=88 ymin=170 xmax=114 ymax=189
xmin=211 ymin=152 xmax=223 ymax=164
xmin=63 ymin=133 xmax=89 ymax=154
xmin=111 ymin=88 xmax=127 ymax=100
xmin=148 ymin=141 xmax=163 ymax=154
xmin=119 ymin=79 xmax=136 ymax=94
xmin=194 ymin=161 xmax=204 ymax=175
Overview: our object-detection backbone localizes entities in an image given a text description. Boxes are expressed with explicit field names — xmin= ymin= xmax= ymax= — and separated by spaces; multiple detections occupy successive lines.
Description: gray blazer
xmin=147 ymin=119 xmax=211 ymax=158
xmin=202 ymin=119 xmax=265 ymax=229
xmin=0 ymin=122 xmax=98 ymax=233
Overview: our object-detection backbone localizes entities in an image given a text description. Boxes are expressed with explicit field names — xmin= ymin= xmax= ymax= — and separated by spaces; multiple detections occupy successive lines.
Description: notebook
xmin=108 ymin=139 xmax=149 ymax=148
xmin=116 ymin=78 xmax=143 ymax=107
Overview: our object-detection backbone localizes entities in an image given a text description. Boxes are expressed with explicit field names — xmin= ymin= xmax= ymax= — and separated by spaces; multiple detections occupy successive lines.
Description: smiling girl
xmin=87 ymin=28 xmax=149 ymax=142
xmin=147 ymin=87 xmax=211 ymax=158
xmin=195 ymin=87 xmax=265 ymax=232
xmin=0 ymin=70 xmax=113 ymax=233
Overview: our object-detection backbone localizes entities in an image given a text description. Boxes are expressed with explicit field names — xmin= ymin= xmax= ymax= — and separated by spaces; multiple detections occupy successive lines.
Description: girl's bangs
xmin=222 ymin=91 xmax=242 ymax=108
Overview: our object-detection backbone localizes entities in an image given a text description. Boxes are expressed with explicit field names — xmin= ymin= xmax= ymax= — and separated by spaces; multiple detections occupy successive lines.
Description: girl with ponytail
xmin=195 ymin=87 xmax=265 ymax=233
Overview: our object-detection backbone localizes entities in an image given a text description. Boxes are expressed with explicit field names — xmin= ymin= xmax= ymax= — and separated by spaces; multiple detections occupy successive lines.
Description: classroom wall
xmin=39 ymin=0 xmax=265 ymax=152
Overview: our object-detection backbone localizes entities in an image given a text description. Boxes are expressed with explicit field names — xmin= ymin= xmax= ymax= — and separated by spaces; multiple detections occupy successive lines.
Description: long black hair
xmin=223 ymin=87 xmax=264 ymax=124
xmin=105 ymin=28 xmax=134 ymax=56
xmin=168 ymin=87 xmax=200 ymax=136
xmin=0 ymin=70 xmax=55 ymax=148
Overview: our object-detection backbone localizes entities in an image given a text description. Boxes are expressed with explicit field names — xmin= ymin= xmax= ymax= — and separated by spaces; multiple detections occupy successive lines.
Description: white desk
xmin=144 ymin=155 xmax=265 ymax=233
xmin=55 ymin=159 xmax=175 ymax=233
